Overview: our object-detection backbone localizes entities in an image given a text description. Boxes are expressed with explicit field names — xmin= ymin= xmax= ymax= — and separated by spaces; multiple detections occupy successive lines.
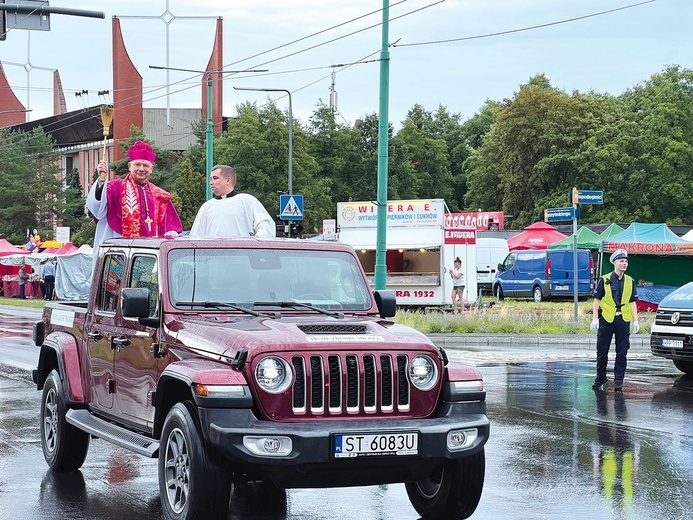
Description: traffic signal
xmin=290 ymin=223 xmax=303 ymax=236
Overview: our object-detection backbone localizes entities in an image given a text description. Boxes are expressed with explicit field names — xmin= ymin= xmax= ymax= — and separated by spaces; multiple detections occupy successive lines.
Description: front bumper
xmin=198 ymin=400 xmax=488 ymax=467
xmin=650 ymin=331 xmax=693 ymax=361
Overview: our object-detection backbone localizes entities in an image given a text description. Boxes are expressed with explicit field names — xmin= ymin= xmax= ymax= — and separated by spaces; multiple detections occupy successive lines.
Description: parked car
xmin=492 ymin=249 xmax=594 ymax=302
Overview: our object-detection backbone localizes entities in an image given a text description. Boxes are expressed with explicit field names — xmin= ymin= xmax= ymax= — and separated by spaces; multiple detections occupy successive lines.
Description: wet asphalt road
xmin=1 ymin=307 xmax=692 ymax=519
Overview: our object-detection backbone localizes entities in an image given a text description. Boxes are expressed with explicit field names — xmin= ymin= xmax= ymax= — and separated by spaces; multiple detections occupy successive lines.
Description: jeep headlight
xmin=255 ymin=356 xmax=292 ymax=393
xmin=409 ymin=355 xmax=438 ymax=390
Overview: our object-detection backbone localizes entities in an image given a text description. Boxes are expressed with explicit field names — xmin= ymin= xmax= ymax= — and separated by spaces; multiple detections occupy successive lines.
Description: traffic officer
xmin=590 ymin=249 xmax=639 ymax=390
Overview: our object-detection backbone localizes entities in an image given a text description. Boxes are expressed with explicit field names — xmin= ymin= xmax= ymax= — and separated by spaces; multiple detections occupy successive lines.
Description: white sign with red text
xmin=338 ymin=200 xmax=445 ymax=229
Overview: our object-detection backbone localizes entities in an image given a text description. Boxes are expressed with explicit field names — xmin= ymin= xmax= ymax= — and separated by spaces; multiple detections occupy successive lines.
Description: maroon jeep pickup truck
xmin=32 ymin=237 xmax=489 ymax=520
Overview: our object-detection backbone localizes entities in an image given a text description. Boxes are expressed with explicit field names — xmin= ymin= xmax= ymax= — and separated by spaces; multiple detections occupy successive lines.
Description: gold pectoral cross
xmin=144 ymin=216 xmax=153 ymax=232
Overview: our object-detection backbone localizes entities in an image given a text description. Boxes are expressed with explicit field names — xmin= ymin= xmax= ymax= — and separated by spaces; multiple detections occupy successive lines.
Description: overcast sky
xmin=1 ymin=0 xmax=691 ymax=130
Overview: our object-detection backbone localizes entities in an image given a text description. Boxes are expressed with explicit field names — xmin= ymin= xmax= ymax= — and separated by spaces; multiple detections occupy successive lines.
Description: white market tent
xmin=0 ymin=244 xmax=93 ymax=300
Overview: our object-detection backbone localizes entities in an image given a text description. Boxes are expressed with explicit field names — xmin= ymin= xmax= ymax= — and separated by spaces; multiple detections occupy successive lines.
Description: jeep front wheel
xmin=405 ymin=449 xmax=485 ymax=520
xmin=40 ymin=370 xmax=90 ymax=471
xmin=159 ymin=402 xmax=231 ymax=520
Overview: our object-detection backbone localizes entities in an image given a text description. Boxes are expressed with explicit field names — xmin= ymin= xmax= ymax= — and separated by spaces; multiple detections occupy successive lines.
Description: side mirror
xmin=122 ymin=287 xmax=159 ymax=328
xmin=374 ymin=290 xmax=397 ymax=318
xmin=497 ymin=263 xmax=505 ymax=273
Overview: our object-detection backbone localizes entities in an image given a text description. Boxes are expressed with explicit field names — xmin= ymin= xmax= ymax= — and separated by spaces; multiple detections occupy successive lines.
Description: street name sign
xmin=571 ymin=189 xmax=604 ymax=205
xmin=544 ymin=207 xmax=579 ymax=222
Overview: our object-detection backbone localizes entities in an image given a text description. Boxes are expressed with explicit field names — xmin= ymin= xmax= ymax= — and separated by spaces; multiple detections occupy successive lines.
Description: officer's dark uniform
xmin=593 ymin=271 xmax=638 ymax=388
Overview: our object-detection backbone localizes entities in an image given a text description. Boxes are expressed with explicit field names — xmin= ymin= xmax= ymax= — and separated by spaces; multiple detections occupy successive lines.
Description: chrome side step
xmin=66 ymin=409 xmax=159 ymax=457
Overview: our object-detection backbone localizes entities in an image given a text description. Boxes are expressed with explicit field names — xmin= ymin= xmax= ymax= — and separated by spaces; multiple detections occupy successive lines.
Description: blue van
xmin=492 ymin=249 xmax=594 ymax=302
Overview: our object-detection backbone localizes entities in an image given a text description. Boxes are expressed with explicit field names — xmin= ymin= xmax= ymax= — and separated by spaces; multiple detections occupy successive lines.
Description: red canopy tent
xmin=507 ymin=222 xmax=568 ymax=251
xmin=55 ymin=243 xmax=78 ymax=255
xmin=0 ymin=239 xmax=31 ymax=289
xmin=0 ymin=239 xmax=29 ymax=257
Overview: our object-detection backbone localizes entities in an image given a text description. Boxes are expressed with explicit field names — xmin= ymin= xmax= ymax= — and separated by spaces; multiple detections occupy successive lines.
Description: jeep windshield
xmin=167 ymin=247 xmax=373 ymax=311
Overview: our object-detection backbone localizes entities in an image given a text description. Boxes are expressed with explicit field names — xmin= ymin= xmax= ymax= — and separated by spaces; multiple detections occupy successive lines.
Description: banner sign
xmin=338 ymin=200 xmax=445 ymax=228
xmin=444 ymin=227 xmax=477 ymax=245
xmin=444 ymin=211 xmax=504 ymax=231
xmin=604 ymin=241 xmax=693 ymax=255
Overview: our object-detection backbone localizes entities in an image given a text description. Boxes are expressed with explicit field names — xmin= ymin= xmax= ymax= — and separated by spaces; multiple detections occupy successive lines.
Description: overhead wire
xmin=1 ymin=0 xmax=656 ymax=151
xmin=393 ymin=0 xmax=657 ymax=47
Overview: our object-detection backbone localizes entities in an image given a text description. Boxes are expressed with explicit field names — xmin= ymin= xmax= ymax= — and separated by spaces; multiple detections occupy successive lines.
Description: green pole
xmin=374 ymin=0 xmax=390 ymax=291
xmin=206 ymin=74 xmax=214 ymax=200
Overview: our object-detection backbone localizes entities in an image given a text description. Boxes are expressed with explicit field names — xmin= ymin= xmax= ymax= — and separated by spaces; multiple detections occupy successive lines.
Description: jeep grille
xmin=261 ymin=352 xmax=439 ymax=419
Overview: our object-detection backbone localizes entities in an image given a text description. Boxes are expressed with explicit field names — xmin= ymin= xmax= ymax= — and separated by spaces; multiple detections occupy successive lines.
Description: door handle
xmin=87 ymin=331 xmax=103 ymax=341
xmin=112 ymin=337 xmax=131 ymax=349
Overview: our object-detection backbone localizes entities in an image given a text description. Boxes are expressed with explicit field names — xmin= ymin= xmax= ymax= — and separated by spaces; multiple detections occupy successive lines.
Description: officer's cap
xmin=609 ymin=249 xmax=628 ymax=264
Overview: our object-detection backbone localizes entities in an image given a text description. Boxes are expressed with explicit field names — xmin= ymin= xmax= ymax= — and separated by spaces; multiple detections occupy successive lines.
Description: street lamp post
xmin=234 ymin=86 xmax=293 ymax=236
xmin=206 ymin=74 xmax=213 ymax=200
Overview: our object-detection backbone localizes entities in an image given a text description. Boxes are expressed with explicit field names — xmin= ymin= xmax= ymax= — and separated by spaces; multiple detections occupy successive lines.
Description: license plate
xmin=555 ymin=285 xmax=569 ymax=291
xmin=662 ymin=339 xmax=684 ymax=348
xmin=333 ymin=432 xmax=418 ymax=458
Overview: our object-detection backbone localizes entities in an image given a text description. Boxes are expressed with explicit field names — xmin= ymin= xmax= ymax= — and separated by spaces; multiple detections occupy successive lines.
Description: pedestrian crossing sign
xmin=279 ymin=194 xmax=304 ymax=220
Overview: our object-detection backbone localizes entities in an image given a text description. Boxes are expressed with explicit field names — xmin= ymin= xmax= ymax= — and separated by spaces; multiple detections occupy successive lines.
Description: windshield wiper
xmin=175 ymin=301 xmax=267 ymax=317
xmin=253 ymin=300 xmax=343 ymax=318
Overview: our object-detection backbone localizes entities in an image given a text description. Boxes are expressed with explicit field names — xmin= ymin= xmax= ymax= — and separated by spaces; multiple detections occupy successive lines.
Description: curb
xmin=427 ymin=333 xmax=651 ymax=354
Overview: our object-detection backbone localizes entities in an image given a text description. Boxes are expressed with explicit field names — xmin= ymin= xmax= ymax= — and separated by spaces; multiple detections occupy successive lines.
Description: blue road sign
xmin=544 ymin=207 xmax=579 ymax=222
xmin=571 ymin=189 xmax=604 ymax=204
xmin=279 ymin=194 xmax=303 ymax=220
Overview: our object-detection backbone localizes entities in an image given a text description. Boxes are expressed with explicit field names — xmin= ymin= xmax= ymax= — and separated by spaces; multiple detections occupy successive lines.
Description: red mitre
xmin=128 ymin=141 xmax=157 ymax=163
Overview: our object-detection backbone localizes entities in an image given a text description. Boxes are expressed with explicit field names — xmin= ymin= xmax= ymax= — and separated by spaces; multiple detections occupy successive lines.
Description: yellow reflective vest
xmin=599 ymin=274 xmax=633 ymax=322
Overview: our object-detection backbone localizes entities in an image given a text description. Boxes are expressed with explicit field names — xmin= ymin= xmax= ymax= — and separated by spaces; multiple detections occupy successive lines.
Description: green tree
xmin=392 ymin=104 xmax=459 ymax=207
xmin=216 ymin=101 xmax=331 ymax=233
xmin=0 ymin=127 xmax=62 ymax=243
xmin=173 ymin=158 xmax=206 ymax=229
xmin=466 ymin=77 xmax=617 ymax=226
xmin=61 ymin=168 xmax=86 ymax=230
xmin=619 ymin=65 xmax=693 ymax=224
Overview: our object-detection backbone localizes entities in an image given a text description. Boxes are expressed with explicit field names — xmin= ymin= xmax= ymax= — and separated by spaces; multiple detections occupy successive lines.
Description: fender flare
xmin=37 ymin=331 xmax=86 ymax=404
xmin=153 ymin=360 xmax=250 ymax=438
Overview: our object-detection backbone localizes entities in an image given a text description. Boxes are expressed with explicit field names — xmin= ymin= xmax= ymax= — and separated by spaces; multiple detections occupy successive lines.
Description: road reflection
xmin=480 ymin=359 xmax=693 ymax=519
xmin=0 ymin=312 xmax=34 ymax=338
xmin=592 ymin=390 xmax=638 ymax=520
xmin=3 ymin=333 xmax=693 ymax=519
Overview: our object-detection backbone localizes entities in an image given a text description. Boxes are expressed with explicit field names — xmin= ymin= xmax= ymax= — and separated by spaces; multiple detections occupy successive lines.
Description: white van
xmin=476 ymin=237 xmax=509 ymax=294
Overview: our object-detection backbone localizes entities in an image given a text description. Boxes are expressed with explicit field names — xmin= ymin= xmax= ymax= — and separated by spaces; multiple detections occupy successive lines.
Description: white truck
xmin=337 ymin=199 xmax=479 ymax=307
xmin=475 ymin=237 xmax=509 ymax=295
